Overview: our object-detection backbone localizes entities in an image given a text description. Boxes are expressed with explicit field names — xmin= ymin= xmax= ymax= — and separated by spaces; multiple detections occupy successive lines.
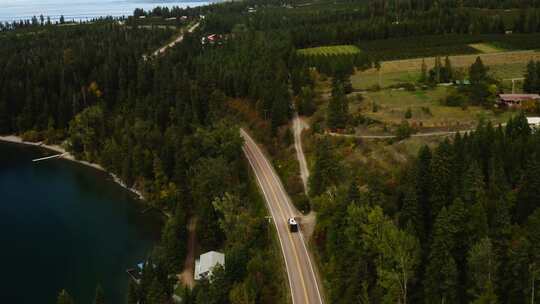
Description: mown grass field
xmin=298 ymin=45 xmax=361 ymax=56
xmin=357 ymin=87 xmax=513 ymax=129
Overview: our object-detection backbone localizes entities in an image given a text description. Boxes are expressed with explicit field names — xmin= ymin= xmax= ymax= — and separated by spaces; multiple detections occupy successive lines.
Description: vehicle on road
xmin=288 ymin=217 xmax=299 ymax=232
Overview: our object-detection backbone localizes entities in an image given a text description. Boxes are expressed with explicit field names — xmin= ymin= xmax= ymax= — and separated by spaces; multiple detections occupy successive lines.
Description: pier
xmin=32 ymin=153 xmax=68 ymax=162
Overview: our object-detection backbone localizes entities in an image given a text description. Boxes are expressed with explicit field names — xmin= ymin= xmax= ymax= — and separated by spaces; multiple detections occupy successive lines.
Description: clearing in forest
xmin=298 ymin=45 xmax=361 ymax=56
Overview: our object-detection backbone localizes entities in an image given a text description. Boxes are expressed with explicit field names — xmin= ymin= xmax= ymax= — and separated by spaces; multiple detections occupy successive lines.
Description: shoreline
xmin=0 ymin=135 xmax=144 ymax=200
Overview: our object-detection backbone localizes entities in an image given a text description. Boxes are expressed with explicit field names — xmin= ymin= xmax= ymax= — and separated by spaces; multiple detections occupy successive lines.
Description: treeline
xmin=310 ymin=113 xmax=540 ymax=303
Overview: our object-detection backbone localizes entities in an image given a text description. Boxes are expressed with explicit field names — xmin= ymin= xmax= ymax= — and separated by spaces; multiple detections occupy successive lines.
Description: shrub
xmin=444 ymin=90 xmax=468 ymax=107
xmin=405 ymin=108 xmax=412 ymax=119
xmin=395 ymin=120 xmax=416 ymax=140
xmin=21 ymin=130 xmax=43 ymax=142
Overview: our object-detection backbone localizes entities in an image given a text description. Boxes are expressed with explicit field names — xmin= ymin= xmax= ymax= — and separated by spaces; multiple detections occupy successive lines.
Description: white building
xmin=527 ymin=117 xmax=540 ymax=130
xmin=194 ymin=251 xmax=225 ymax=280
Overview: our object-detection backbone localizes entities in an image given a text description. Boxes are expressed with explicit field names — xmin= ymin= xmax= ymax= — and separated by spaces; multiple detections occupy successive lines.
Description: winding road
xmin=241 ymin=129 xmax=323 ymax=304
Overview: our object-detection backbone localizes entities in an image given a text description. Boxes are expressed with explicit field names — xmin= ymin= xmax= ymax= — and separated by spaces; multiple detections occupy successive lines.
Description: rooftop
xmin=499 ymin=94 xmax=540 ymax=102
xmin=194 ymin=251 xmax=225 ymax=280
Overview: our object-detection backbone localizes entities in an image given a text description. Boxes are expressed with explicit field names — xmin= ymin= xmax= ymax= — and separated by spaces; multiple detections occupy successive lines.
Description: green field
xmin=298 ymin=45 xmax=361 ymax=56
xmin=356 ymin=87 xmax=513 ymax=130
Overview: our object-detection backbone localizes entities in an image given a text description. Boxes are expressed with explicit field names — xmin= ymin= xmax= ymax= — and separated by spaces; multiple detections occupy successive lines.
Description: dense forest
xmin=4 ymin=0 xmax=540 ymax=303
xmin=310 ymin=114 xmax=540 ymax=303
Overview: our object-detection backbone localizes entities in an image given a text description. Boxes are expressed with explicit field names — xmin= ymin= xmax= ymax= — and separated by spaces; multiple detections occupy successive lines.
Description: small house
xmin=527 ymin=117 xmax=540 ymax=129
xmin=194 ymin=251 xmax=225 ymax=280
xmin=497 ymin=94 xmax=540 ymax=108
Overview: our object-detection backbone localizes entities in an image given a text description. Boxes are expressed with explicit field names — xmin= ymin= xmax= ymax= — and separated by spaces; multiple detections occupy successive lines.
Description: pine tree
xmin=469 ymin=57 xmax=488 ymax=85
xmin=57 ymin=290 xmax=75 ymax=304
xmin=444 ymin=56 xmax=453 ymax=82
xmin=462 ymin=162 xmax=487 ymax=206
xmin=309 ymin=137 xmax=342 ymax=197
xmin=420 ymin=58 xmax=427 ymax=83
xmin=468 ymin=238 xmax=499 ymax=300
xmin=94 ymin=285 xmax=105 ymax=304
xmin=127 ymin=280 xmax=139 ymax=304
xmin=347 ymin=180 xmax=361 ymax=205
xmin=435 ymin=56 xmax=442 ymax=83
xmin=400 ymin=184 xmax=425 ymax=241
xmin=430 ymin=141 xmax=454 ymax=220
xmin=524 ymin=61 xmax=538 ymax=93
xmin=425 ymin=207 xmax=459 ymax=304
xmin=516 ymin=158 xmax=540 ymax=223
xmin=416 ymin=145 xmax=433 ymax=231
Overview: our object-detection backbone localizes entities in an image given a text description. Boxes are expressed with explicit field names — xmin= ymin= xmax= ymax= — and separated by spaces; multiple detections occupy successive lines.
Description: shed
xmin=194 ymin=251 xmax=225 ymax=280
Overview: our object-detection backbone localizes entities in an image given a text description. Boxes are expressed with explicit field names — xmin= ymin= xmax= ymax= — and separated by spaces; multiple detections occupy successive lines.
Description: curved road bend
xmin=241 ymin=129 xmax=323 ymax=304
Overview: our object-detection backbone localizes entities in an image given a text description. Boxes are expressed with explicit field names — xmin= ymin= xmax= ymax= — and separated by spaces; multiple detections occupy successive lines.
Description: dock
xmin=32 ymin=152 xmax=68 ymax=162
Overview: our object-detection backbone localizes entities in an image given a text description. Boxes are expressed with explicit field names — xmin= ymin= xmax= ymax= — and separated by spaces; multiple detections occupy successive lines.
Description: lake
xmin=0 ymin=142 xmax=162 ymax=303
xmin=0 ymin=0 xmax=210 ymax=22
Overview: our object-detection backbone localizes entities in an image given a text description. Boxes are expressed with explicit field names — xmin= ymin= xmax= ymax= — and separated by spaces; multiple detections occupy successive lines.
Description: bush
xmin=21 ymin=130 xmax=43 ymax=142
xmin=395 ymin=120 xmax=416 ymax=140
xmin=294 ymin=194 xmax=311 ymax=214
xmin=421 ymin=106 xmax=432 ymax=116
xmin=372 ymin=102 xmax=379 ymax=112
xmin=405 ymin=108 xmax=412 ymax=119
xmin=444 ymin=90 xmax=468 ymax=107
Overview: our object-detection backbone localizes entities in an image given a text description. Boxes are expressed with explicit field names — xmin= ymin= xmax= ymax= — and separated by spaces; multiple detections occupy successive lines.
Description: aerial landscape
xmin=2 ymin=0 xmax=540 ymax=303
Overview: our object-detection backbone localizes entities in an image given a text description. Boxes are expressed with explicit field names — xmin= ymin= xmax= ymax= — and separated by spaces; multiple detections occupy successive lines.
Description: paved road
xmin=293 ymin=114 xmax=310 ymax=194
xmin=241 ymin=129 xmax=323 ymax=304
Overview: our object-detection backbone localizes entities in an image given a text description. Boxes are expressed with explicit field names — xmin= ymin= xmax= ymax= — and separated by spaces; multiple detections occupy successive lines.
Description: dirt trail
xmin=178 ymin=217 xmax=197 ymax=289
xmin=293 ymin=114 xmax=310 ymax=194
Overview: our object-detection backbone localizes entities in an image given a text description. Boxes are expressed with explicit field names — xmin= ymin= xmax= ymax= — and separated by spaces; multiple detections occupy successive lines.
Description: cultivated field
xmin=298 ymin=45 xmax=361 ymax=56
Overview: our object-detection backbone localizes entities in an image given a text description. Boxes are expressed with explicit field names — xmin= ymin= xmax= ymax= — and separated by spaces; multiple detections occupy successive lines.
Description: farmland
xmin=358 ymin=33 xmax=540 ymax=61
xmin=297 ymin=45 xmax=361 ymax=57
xmin=350 ymin=49 xmax=540 ymax=90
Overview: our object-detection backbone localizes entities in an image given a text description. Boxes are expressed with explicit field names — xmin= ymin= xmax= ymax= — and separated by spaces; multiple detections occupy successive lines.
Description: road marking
xmin=245 ymin=130 xmax=324 ymax=304
xmin=242 ymin=133 xmax=310 ymax=303
xmin=242 ymin=145 xmax=297 ymax=304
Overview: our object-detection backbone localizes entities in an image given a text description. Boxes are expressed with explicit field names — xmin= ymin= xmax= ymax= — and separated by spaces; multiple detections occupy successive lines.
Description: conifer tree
xmin=430 ymin=140 xmax=454 ymax=220
xmin=57 ymin=290 xmax=75 ymax=304
xmin=94 ymin=285 xmax=105 ymax=304
xmin=309 ymin=137 xmax=343 ymax=197
xmin=425 ymin=207 xmax=459 ymax=304
xmin=469 ymin=57 xmax=488 ymax=85
xmin=524 ymin=61 xmax=538 ymax=93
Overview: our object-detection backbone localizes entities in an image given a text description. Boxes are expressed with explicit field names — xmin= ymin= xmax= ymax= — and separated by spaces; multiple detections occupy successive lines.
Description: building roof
xmin=195 ymin=251 xmax=225 ymax=280
xmin=499 ymin=94 xmax=540 ymax=102
xmin=527 ymin=117 xmax=540 ymax=125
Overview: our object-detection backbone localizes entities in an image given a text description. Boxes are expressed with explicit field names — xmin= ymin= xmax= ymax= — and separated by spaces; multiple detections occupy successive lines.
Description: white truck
xmin=288 ymin=217 xmax=299 ymax=233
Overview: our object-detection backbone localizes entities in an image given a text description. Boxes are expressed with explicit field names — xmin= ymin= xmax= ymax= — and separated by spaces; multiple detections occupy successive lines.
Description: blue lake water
xmin=0 ymin=143 xmax=162 ymax=303
xmin=0 ymin=0 xmax=210 ymax=22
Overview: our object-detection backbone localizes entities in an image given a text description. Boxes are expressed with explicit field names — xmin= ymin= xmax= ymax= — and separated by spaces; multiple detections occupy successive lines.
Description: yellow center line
xmin=245 ymin=138 xmax=311 ymax=303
